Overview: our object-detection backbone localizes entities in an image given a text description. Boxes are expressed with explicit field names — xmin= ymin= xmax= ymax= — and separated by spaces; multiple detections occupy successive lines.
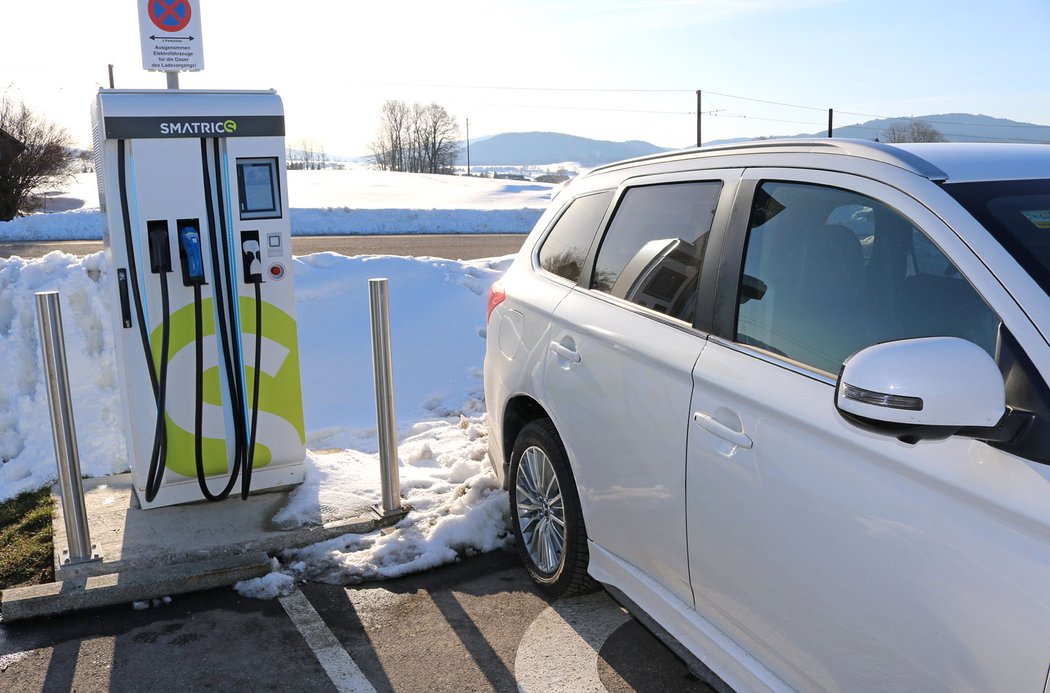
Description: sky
xmin=3 ymin=0 xmax=1049 ymax=158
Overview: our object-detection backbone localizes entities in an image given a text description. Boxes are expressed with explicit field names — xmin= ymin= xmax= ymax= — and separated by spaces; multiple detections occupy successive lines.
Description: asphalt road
xmin=0 ymin=234 xmax=528 ymax=261
xmin=0 ymin=551 xmax=718 ymax=692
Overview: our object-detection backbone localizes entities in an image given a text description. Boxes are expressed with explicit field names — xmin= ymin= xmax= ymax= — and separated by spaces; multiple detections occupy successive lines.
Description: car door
xmin=686 ymin=169 xmax=1050 ymax=691
xmin=543 ymin=173 xmax=735 ymax=605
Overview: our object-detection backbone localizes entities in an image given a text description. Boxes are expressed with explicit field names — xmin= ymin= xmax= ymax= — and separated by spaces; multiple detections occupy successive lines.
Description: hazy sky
xmin=3 ymin=0 xmax=1048 ymax=157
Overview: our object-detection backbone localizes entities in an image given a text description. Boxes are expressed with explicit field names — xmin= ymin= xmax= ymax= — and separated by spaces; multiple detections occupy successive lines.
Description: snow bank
xmin=1 ymin=248 xmax=515 ymax=590
xmin=0 ymin=250 xmax=510 ymax=497
xmin=0 ymin=252 xmax=127 ymax=493
xmin=295 ymin=252 xmax=512 ymax=444
xmin=240 ymin=415 xmax=509 ymax=594
xmin=0 ymin=166 xmax=535 ymax=588
xmin=0 ymin=210 xmax=105 ymax=242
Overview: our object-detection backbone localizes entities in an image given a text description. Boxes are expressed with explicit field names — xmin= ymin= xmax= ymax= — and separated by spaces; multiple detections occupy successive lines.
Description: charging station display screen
xmin=237 ymin=158 xmax=281 ymax=220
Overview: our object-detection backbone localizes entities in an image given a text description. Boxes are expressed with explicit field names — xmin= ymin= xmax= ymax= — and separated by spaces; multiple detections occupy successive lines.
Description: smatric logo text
xmin=160 ymin=119 xmax=238 ymax=135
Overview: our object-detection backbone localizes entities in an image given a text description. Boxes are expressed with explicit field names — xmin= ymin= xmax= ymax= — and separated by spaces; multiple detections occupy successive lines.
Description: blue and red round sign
xmin=148 ymin=0 xmax=192 ymax=33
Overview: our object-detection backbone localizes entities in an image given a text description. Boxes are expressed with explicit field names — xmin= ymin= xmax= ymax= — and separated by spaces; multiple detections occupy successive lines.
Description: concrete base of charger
xmin=1 ymin=473 xmax=403 ymax=622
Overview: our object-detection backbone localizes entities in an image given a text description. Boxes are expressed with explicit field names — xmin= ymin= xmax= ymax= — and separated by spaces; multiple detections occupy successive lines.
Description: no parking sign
xmin=138 ymin=0 xmax=205 ymax=72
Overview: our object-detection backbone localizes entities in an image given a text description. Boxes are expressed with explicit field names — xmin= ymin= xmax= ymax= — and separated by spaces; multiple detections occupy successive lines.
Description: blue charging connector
xmin=178 ymin=224 xmax=206 ymax=286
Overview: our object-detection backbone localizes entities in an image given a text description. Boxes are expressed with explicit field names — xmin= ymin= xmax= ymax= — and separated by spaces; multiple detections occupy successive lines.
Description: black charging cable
xmin=242 ymin=273 xmax=263 ymax=499
xmin=210 ymin=138 xmax=261 ymax=500
xmin=179 ymin=224 xmax=244 ymax=501
xmin=143 ymin=223 xmax=173 ymax=502
xmin=116 ymin=137 xmax=172 ymax=499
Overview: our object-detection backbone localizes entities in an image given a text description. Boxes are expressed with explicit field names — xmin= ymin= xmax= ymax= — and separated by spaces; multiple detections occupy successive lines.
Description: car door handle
xmin=549 ymin=341 xmax=582 ymax=363
xmin=693 ymin=412 xmax=753 ymax=449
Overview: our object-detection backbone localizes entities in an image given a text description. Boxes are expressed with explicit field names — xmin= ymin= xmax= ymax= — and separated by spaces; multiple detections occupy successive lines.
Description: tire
xmin=509 ymin=419 xmax=596 ymax=597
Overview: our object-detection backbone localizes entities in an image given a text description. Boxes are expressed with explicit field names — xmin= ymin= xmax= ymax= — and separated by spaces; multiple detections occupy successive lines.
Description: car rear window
xmin=537 ymin=190 xmax=613 ymax=283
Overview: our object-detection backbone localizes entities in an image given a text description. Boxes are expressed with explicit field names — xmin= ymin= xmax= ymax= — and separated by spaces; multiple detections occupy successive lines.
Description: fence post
xmin=368 ymin=279 xmax=404 ymax=518
xmin=35 ymin=291 xmax=100 ymax=565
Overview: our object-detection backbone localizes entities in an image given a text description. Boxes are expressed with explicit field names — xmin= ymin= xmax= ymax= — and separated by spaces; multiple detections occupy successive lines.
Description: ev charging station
xmin=93 ymin=89 xmax=306 ymax=509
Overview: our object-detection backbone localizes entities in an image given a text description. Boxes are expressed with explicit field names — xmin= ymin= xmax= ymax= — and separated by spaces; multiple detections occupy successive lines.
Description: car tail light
xmin=487 ymin=281 xmax=506 ymax=323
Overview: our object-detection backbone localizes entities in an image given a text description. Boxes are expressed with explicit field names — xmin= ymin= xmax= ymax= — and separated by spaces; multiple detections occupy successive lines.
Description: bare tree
xmin=0 ymin=96 xmax=75 ymax=221
xmin=412 ymin=103 xmax=461 ymax=174
xmin=370 ymin=100 xmax=460 ymax=174
xmin=287 ymin=140 xmax=329 ymax=170
xmin=883 ymin=119 xmax=946 ymax=143
xmin=370 ymin=100 xmax=410 ymax=172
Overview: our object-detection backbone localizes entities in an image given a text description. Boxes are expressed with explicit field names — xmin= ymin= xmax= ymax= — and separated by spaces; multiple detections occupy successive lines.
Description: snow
xmin=0 ymin=170 xmax=551 ymax=241
xmin=0 ymin=169 xmax=535 ymax=595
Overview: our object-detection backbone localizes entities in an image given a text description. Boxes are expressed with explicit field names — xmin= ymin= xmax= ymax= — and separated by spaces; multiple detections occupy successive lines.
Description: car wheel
xmin=509 ymin=419 xmax=595 ymax=597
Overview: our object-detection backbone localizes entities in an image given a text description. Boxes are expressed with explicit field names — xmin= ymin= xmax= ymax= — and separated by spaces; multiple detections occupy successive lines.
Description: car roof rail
xmin=589 ymin=138 xmax=949 ymax=182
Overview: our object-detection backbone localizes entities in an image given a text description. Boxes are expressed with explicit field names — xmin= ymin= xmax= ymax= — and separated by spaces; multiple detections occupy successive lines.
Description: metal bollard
xmin=368 ymin=279 xmax=403 ymax=516
xmin=35 ymin=291 xmax=100 ymax=565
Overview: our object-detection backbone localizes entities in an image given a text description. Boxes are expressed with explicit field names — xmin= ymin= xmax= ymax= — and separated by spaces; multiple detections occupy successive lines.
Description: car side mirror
xmin=836 ymin=337 xmax=1010 ymax=443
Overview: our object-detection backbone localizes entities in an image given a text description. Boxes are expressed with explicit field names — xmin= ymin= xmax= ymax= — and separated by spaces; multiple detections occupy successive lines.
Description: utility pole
xmin=107 ymin=64 xmax=115 ymax=89
xmin=696 ymin=90 xmax=702 ymax=147
xmin=466 ymin=118 xmax=471 ymax=176
xmin=828 ymin=108 xmax=834 ymax=138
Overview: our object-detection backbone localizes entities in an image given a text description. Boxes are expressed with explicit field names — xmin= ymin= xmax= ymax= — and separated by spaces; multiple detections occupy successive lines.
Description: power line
xmin=473 ymin=102 xmax=693 ymax=116
xmin=354 ymin=77 xmax=1050 ymax=139
xmin=356 ymin=78 xmax=1050 ymax=129
xmin=356 ymin=80 xmax=690 ymax=94
xmin=701 ymin=89 xmax=828 ymax=112
xmin=702 ymin=92 xmax=1050 ymax=132
xmin=711 ymin=112 xmax=826 ymax=127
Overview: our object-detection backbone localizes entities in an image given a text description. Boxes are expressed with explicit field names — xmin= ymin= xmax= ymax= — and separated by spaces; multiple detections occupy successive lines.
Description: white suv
xmin=484 ymin=139 xmax=1050 ymax=691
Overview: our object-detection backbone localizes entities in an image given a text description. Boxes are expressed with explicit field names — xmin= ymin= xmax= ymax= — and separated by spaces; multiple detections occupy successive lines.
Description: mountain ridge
xmin=457 ymin=131 xmax=670 ymax=167
xmin=706 ymin=113 xmax=1050 ymax=146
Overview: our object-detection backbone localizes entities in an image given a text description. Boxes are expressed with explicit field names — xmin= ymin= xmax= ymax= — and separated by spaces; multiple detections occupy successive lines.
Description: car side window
xmin=537 ymin=190 xmax=614 ymax=283
xmin=736 ymin=181 xmax=1002 ymax=375
xmin=590 ymin=181 xmax=722 ymax=322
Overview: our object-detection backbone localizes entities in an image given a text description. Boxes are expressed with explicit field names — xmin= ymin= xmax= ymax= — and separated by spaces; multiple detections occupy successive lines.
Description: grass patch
xmin=0 ymin=487 xmax=55 ymax=594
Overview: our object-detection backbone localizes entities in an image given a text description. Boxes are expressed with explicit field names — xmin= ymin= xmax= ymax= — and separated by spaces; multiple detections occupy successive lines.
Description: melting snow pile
xmin=0 ymin=249 xmax=515 ymax=592
xmin=238 ymin=416 xmax=509 ymax=598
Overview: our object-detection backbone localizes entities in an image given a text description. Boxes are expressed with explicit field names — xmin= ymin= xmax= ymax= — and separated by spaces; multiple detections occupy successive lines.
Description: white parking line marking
xmin=279 ymin=589 xmax=377 ymax=693
xmin=515 ymin=592 xmax=631 ymax=692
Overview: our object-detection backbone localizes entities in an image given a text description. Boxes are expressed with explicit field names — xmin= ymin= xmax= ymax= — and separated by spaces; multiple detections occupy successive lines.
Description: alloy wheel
xmin=515 ymin=445 xmax=566 ymax=575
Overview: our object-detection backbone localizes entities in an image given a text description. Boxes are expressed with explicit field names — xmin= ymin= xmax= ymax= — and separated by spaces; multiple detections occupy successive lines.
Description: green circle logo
xmin=224 ymin=120 xmax=237 ymax=133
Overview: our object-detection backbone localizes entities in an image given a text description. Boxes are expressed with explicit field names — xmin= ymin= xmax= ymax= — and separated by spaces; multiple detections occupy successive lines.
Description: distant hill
xmin=706 ymin=113 xmax=1050 ymax=146
xmin=458 ymin=132 xmax=670 ymax=167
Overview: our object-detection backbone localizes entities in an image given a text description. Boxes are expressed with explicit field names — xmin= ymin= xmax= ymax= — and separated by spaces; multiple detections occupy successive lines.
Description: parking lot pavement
xmin=0 ymin=551 xmax=716 ymax=692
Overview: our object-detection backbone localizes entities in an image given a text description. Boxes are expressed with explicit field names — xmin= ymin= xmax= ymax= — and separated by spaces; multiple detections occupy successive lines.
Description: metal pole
xmin=466 ymin=118 xmax=471 ymax=177
xmin=35 ymin=291 xmax=96 ymax=565
xmin=107 ymin=64 xmax=115 ymax=89
xmin=368 ymin=279 xmax=402 ymax=515
xmin=166 ymin=72 xmax=180 ymax=89
xmin=696 ymin=90 xmax=702 ymax=147
xmin=828 ymin=108 xmax=834 ymax=138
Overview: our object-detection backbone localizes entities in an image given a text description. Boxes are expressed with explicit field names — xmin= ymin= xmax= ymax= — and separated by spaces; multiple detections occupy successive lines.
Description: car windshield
xmin=942 ymin=179 xmax=1050 ymax=296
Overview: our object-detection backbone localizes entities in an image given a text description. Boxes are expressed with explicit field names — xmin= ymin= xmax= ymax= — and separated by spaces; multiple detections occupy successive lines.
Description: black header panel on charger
xmin=236 ymin=157 xmax=282 ymax=220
